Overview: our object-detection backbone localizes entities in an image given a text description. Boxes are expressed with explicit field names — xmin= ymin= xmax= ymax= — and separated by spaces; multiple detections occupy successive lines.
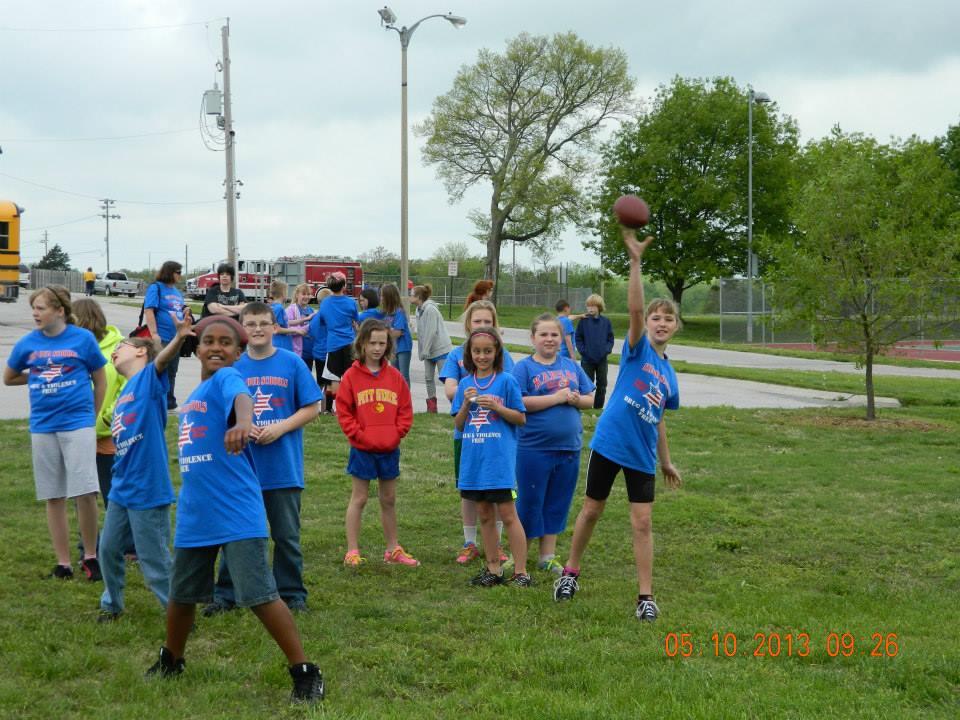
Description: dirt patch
xmin=792 ymin=415 xmax=944 ymax=432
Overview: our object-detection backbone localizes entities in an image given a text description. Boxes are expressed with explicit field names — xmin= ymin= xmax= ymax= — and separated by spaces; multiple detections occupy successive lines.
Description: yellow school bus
xmin=0 ymin=200 xmax=23 ymax=301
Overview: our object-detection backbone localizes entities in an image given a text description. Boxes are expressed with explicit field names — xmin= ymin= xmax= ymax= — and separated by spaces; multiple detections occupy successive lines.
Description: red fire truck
xmin=186 ymin=257 xmax=363 ymax=302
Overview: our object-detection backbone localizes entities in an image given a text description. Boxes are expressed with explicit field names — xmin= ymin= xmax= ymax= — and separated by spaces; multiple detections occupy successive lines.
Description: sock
xmin=638 ymin=593 xmax=654 ymax=601
xmin=495 ymin=521 xmax=503 ymax=543
xmin=463 ymin=525 xmax=477 ymax=546
xmin=563 ymin=566 xmax=579 ymax=576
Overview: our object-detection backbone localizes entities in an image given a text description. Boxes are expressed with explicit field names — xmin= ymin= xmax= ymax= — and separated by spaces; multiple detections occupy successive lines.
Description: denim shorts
xmin=347 ymin=447 xmax=400 ymax=481
xmin=169 ymin=537 xmax=279 ymax=607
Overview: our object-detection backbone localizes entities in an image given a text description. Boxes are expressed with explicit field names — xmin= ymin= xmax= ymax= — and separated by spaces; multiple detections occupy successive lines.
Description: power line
xmin=22 ymin=215 xmax=101 ymax=232
xmin=0 ymin=128 xmax=196 ymax=143
xmin=0 ymin=170 xmax=222 ymax=206
xmin=0 ymin=19 xmax=223 ymax=32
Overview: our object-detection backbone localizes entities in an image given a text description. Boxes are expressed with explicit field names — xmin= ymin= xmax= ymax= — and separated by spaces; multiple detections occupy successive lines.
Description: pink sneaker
xmin=456 ymin=542 xmax=480 ymax=564
xmin=384 ymin=545 xmax=420 ymax=567
xmin=343 ymin=550 xmax=366 ymax=567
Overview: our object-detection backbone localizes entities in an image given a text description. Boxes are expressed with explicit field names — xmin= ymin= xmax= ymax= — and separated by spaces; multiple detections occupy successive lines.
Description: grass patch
xmin=0 ymin=404 xmax=958 ymax=718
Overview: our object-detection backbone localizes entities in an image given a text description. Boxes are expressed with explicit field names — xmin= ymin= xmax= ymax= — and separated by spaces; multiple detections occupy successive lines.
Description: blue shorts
xmin=347 ymin=447 xmax=400 ymax=481
xmin=515 ymin=448 xmax=581 ymax=539
xmin=169 ymin=538 xmax=279 ymax=608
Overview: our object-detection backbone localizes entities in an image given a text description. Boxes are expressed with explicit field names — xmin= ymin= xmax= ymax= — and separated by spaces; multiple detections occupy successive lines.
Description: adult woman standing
xmin=411 ymin=284 xmax=452 ymax=413
xmin=143 ymin=261 xmax=185 ymax=410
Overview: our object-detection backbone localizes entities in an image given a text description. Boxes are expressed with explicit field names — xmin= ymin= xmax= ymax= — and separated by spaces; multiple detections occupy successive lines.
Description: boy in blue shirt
xmin=554 ymin=299 xmax=578 ymax=360
xmin=203 ymin=302 xmax=322 ymax=616
xmin=146 ymin=315 xmax=324 ymax=704
xmin=97 ymin=315 xmax=193 ymax=622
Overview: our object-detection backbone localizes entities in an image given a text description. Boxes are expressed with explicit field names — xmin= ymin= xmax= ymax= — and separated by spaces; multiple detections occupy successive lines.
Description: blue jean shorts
xmin=169 ymin=537 xmax=279 ymax=608
xmin=347 ymin=447 xmax=400 ymax=481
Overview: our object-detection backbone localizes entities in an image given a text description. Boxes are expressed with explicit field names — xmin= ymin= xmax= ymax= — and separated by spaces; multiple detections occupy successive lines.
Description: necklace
xmin=472 ymin=371 xmax=496 ymax=391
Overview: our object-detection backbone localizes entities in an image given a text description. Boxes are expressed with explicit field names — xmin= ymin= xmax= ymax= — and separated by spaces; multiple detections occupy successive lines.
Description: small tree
xmin=766 ymin=131 xmax=960 ymax=419
xmin=417 ymin=32 xmax=634 ymax=298
xmin=34 ymin=244 xmax=72 ymax=271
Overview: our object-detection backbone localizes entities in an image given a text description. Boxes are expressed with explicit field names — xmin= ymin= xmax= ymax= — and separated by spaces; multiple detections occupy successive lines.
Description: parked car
xmin=18 ymin=264 xmax=30 ymax=289
xmin=95 ymin=271 xmax=139 ymax=297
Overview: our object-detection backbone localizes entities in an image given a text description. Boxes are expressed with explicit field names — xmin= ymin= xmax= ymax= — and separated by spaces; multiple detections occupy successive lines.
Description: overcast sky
xmin=1 ymin=1 xmax=958 ymax=275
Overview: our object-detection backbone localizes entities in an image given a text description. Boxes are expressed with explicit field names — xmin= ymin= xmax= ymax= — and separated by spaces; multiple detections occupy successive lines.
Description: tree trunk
xmin=667 ymin=279 xmax=685 ymax=313
xmin=864 ymin=349 xmax=875 ymax=420
xmin=485 ymin=208 xmax=505 ymax=302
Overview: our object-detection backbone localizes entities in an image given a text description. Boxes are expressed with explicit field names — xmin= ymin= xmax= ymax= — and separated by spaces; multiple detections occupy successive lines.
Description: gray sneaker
xmin=553 ymin=572 xmax=579 ymax=601
xmin=635 ymin=598 xmax=660 ymax=622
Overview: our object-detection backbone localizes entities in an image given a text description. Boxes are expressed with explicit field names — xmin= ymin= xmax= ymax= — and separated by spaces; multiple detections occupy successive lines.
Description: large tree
xmin=34 ymin=244 xmax=72 ymax=271
xmin=766 ymin=131 xmax=960 ymax=419
xmin=417 ymin=32 xmax=634 ymax=295
xmin=588 ymin=76 xmax=798 ymax=307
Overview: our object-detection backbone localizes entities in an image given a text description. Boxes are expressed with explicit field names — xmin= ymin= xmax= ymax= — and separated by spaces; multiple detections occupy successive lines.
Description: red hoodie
xmin=337 ymin=359 xmax=413 ymax=453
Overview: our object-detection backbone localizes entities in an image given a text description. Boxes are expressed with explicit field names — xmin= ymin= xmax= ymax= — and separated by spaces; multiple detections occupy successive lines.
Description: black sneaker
xmin=289 ymin=662 xmax=324 ymax=703
xmin=635 ymin=597 xmax=660 ymax=622
xmin=81 ymin=557 xmax=102 ymax=582
xmin=553 ymin=571 xmax=579 ymax=601
xmin=200 ymin=601 xmax=237 ymax=618
xmin=50 ymin=564 xmax=73 ymax=580
xmin=469 ymin=568 xmax=505 ymax=587
xmin=145 ymin=647 xmax=185 ymax=678
xmin=508 ymin=572 xmax=534 ymax=588
xmin=97 ymin=610 xmax=122 ymax=624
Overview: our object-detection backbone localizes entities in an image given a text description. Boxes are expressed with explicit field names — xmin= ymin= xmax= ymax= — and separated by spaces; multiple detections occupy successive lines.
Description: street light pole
xmin=378 ymin=7 xmax=466 ymax=312
xmin=747 ymin=88 xmax=771 ymax=344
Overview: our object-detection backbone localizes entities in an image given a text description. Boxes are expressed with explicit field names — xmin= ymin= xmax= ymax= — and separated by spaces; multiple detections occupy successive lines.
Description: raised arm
xmin=624 ymin=228 xmax=654 ymax=348
xmin=155 ymin=312 xmax=194 ymax=374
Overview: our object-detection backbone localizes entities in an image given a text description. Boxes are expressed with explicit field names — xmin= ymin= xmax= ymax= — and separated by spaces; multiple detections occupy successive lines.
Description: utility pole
xmin=100 ymin=199 xmax=120 ymax=272
xmin=41 ymin=230 xmax=49 ymax=257
xmin=184 ymin=244 xmax=188 ymax=279
xmin=221 ymin=20 xmax=238 ymax=268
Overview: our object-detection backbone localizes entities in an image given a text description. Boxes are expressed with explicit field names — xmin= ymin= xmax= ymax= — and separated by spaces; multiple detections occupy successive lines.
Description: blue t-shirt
xmin=7 ymin=325 xmax=107 ymax=433
xmin=271 ymin=302 xmax=293 ymax=352
xmin=451 ymin=372 xmax=526 ymax=491
xmin=144 ymin=283 xmax=185 ymax=343
xmin=513 ymin=355 xmax=594 ymax=451
xmin=378 ymin=310 xmax=413 ymax=354
xmin=234 ymin=349 xmax=323 ymax=490
xmin=357 ymin=308 xmax=380 ymax=324
xmin=590 ymin=334 xmax=680 ymax=474
xmin=440 ymin=344 xmax=516 ymax=440
xmin=558 ymin=315 xmax=575 ymax=358
xmin=299 ymin=305 xmax=316 ymax=359
xmin=308 ymin=310 xmax=327 ymax=358
xmin=174 ymin=368 xmax=267 ymax=548
xmin=110 ymin=363 xmax=175 ymax=509
xmin=318 ymin=294 xmax=358 ymax=352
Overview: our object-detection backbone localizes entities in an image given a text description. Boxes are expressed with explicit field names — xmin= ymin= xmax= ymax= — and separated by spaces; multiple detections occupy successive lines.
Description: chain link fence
xmin=365 ymin=273 xmax=591 ymax=310
xmin=711 ymin=277 xmax=960 ymax=345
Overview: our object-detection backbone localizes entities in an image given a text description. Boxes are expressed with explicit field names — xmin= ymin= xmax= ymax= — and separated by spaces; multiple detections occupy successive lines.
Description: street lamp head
xmin=377 ymin=6 xmax=397 ymax=25
xmin=753 ymin=91 xmax=772 ymax=104
xmin=444 ymin=13 xmax=467 ymax=27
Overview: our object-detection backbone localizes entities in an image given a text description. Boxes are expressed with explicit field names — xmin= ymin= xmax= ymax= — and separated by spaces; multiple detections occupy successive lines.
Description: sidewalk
xmin=0 ymin=296 xmax=911 ymax=421
xmin=444 ymin=321 xmax=960 ymax=380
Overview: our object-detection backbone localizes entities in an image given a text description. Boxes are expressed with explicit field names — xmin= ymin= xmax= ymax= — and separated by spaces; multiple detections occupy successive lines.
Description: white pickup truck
xmin=95 ymin=271 xmax=140 ymax=297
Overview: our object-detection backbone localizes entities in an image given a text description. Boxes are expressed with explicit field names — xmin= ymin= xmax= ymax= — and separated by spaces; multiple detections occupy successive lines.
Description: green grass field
xmin=0 ymin=395 xmax=957 ymax=718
